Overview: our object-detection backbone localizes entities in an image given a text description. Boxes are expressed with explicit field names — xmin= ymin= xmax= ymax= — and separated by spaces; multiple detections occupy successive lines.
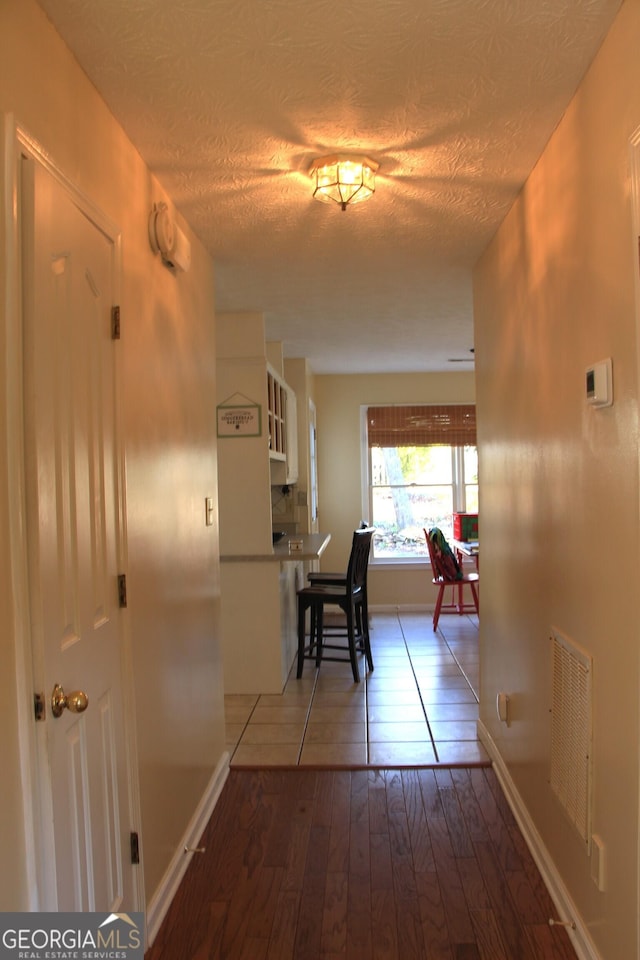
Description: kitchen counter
xmin=220 ymin=532 xmax=331 ymax=563
xmin=219 ymin=532 xmax=331 ymax=694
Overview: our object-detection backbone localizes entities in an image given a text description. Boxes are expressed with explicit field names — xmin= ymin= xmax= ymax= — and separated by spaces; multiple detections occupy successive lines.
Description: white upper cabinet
xmin=267 ymin=364 xmax=298 ymax=485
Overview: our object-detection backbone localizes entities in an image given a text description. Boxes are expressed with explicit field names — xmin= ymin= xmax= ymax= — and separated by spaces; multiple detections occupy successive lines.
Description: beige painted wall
xmin=0 ymin=0 xmax=225 ymax=909
xmin=314 ymin=372 xmax=475 ymax=606
xmin=473 ymin=3 xmax=640 ymax=957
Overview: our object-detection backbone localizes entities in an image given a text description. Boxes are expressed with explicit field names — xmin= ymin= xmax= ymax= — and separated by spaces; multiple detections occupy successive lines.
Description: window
xmin=362 ymin=404 xmax=477 ymax=560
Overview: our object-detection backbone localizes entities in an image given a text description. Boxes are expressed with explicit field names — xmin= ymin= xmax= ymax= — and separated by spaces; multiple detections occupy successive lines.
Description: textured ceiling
xmin=37 ymin=0 xmax=621 ymax=373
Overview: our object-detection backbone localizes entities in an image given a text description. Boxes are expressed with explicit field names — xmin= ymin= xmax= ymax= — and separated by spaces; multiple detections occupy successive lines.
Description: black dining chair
xmin=296 ymin=526 xmax=375 ymax=682
xmin=306 ymin=520 xmax=371 ymax=641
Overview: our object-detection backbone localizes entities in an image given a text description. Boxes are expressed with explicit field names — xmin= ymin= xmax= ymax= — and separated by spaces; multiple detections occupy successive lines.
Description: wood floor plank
xmin=473 ymin=839 xmax=537 ymax=960
xmin=321 ymin=871 xmax=348 ymax=956
xmin=282 ymin=818 xmax=313 ymax=893
xmin=371 ymin=888 xmax=399 ymax=960
xmin=265 ymin=889 xmax=300 ymax=960
xmin=396 ymin=894 xmax=427 ymax=960
xmin=144 ymin=768 xmax=578 ymax=960
xmin=386 ymin=769 xmax=412 ymax=860
xmin=429 ymin=816 xmax=476 ymax=944
xmin=368 ymin=769 xmax=389 ymax=833
xmin=370 ymin=830 xmax=393 ymax=892
xmin=150 ymin=899 xmax=226 ymax=960
xmin=469 ymin=908 xmax=508 ymax=960
xmin=350 ymin=768 xmax=369 ymax=824
xmin=189 ymin=902 xmax=228 ymax=960
xmin=450 ymin=767 xmax=491 ymax=843
xmin=392 ymin=859 xmax=418 ymax=900
xmin=313 ymin=768 xmax=336 ymax=829
xmin=469 ymin=767 xmax=504 ymax=841
xmin=238 ymin=937 xmax=269 ymax=960
xmin=438 ymin=783 xmax=475 ymax=859
xmin=218 ymin=788 xmax=284 ymax=954
xmin=435 ymin=767 xmax=455 ymax=789
xmin=401 ymin=768 xmax=435 ymax=872
xmin=418 ymin=767 xmax=445 ymax=818
xmin=292 ymin=769 xmax=322 ymax=805
xmin=327 ymin=771 xmax=351 ymax=872
xmin=415 ymin=870 xmax=455 ymax=960
xmin=457 ymin=857 xmax=491 ymax=911
xmin=470 ymin=767 xmax=524 ymax=873
xmin=484 ymin=767 xmax=520 ymax=829
xmin=203 ymin=774 xmax=270 ymax=899
xmin=303 ymin=823 xmax=331 ymax=894
xmin=505 ymin=868 xmax=549 ymax=924
xmin=246 ymin=866 xmax=286 ymax=939
xmin=292 ymin=887 xmax=324 ymax=960
xmin=507 ymin=822 xmax=562 ymax=920
xmin=524 ymin=921 xmax=580 ymax=960
xmin=454 ymin=943 xmax=482 ymax=959
xmin=219 ymin=868 xmax=266 ymax=956
xmin=349 ymin=818 xmax=371 ymax=877
xmin=347 ymin=854 xmax=373 ymax=958
xmin=252 ymin=782 xmax=282 ymax=864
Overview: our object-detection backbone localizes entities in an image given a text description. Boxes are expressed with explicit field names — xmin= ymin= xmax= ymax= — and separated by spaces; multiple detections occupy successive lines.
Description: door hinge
xmin=118 ymin=573 xmax=127 ymax=608
xmin=34 ymin=692 xmax=46 ymax=722
xmin=130 ymin=831 xmax=140 ymax=865
xmin=111 ymin=305 xmax=121 ymax=340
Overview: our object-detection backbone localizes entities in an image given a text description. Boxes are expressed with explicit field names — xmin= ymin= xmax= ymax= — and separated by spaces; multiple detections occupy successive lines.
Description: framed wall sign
xmin=217 ymin=393 xmax=262 ymax=438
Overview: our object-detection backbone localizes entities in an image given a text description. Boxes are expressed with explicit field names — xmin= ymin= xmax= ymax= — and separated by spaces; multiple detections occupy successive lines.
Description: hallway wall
xmin=473 ymin=2 xmax=640 ymax=957
xmin=0 ymin=0 xmax=225 ymax=909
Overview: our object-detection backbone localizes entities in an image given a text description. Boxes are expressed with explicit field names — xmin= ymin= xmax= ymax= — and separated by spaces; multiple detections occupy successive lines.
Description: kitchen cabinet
xmin=267 ymin=366 xmax=286 ymax=459
xmin=268 ymin=365 xmax=298 ymax=485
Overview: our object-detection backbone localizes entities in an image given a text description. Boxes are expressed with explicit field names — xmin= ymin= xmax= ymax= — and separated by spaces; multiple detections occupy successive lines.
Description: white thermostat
xmin=586 ymin=358 xmax=613 ymax=408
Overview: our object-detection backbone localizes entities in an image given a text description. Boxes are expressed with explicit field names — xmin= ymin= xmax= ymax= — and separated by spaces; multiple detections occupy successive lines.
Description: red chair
xmin=424 ymin=527 xmax=479 ymax=630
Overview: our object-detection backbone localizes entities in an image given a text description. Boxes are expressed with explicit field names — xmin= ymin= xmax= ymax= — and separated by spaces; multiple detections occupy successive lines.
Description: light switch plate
xmin=586 ymin=358 xmax=612 ymax=407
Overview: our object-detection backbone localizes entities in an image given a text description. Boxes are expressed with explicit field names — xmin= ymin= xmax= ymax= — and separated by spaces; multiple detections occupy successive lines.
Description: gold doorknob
xmin=51 ymin=683 xmax=89 ymax=719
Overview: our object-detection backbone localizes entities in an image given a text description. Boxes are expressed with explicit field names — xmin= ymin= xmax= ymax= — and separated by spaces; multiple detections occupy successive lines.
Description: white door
xmin=22 ymin=157 xmax=136 ymax=911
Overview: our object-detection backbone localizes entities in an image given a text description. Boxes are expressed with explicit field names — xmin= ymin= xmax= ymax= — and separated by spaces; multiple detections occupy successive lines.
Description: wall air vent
xmin=550 ymin=628 xmax=593 ymax=850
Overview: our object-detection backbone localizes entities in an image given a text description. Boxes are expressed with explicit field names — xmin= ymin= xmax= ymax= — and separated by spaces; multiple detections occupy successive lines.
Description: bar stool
xmin=296 ymin=527 xmax=374 ymax=682
xmin=306 ymin=520 xmax=371 ymax=643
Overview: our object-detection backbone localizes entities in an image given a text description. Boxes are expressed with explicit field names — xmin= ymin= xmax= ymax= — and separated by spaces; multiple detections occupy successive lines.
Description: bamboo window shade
xmin=367 ymin=405 xmax=476 ymax=447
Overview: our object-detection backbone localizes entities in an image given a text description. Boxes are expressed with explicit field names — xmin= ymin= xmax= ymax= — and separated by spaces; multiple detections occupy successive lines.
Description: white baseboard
xmin=477 ymin=721 xmax=601 ymax=960
xmin=145 ymin=751 xmax=230 ymax=948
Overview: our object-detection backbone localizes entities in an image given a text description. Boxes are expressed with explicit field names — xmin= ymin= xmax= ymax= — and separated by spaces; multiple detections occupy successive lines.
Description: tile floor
xmin=224 ymin=609 xmax=489 ymax=767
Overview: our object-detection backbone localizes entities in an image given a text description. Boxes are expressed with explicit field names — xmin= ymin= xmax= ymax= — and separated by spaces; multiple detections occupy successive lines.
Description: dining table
xmin=452 ymin=538 xmax=479 ymax=571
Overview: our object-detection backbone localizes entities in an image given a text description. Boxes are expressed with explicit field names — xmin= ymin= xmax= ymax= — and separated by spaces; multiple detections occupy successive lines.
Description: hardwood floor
xmin=145 ymin=767 xmax=577 ymax=959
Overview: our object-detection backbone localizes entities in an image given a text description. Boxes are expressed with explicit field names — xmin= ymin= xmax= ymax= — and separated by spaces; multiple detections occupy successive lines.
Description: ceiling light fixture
xmin=309 ymin=154 xmax=379 ymax=211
